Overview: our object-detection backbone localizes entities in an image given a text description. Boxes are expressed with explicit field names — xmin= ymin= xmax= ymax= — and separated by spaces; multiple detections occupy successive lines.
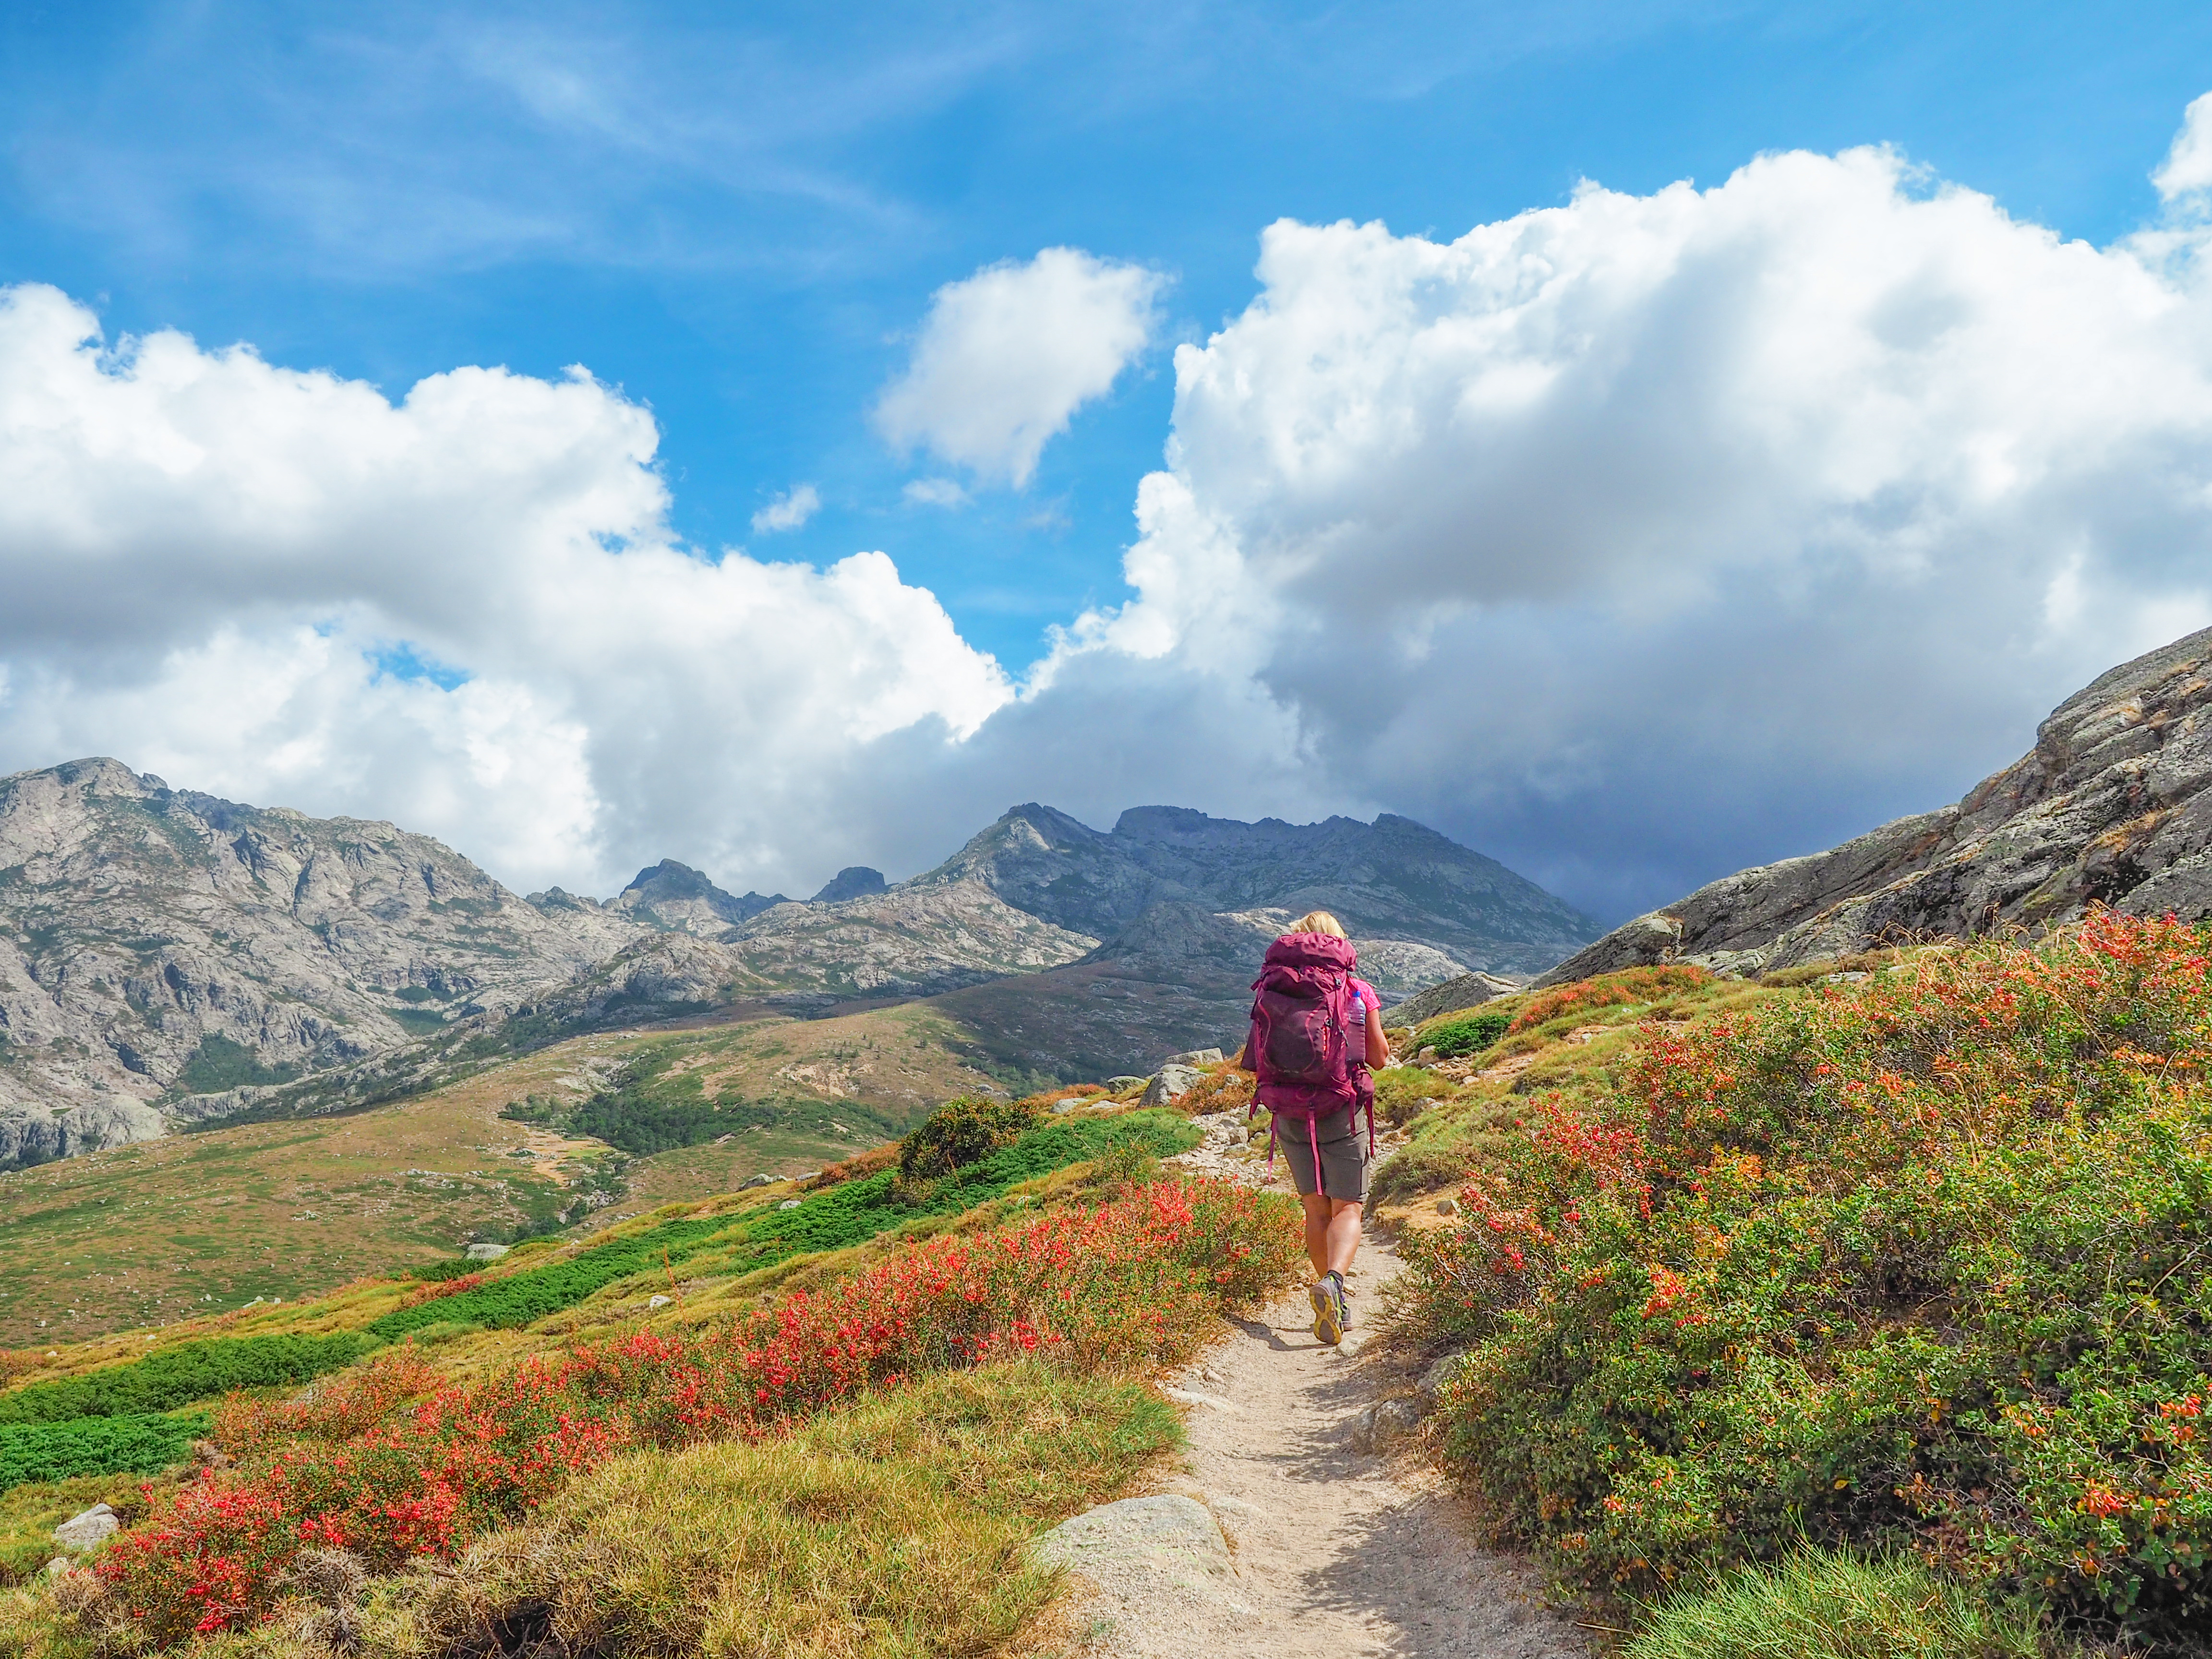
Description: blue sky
xmin=7 ymin=0 xmax=2206 ymax=666
xmin=4 ymin=1 xmax=2212 ymax=929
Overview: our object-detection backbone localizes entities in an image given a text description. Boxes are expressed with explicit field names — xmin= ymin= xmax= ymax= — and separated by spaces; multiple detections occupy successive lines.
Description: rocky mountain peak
xmin=809 ymin=866 xmax=888 ymax=903
xmin=611 ymin=859 xmax=785 ymax=933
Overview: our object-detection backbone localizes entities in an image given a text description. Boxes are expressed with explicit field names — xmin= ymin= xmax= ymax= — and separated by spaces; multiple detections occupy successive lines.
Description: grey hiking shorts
xmin=1272 ymin=1105 xmax=1369 ymax=1203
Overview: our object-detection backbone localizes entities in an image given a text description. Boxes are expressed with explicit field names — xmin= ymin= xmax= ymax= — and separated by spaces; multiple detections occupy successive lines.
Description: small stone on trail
xmin=1349 ymin=1396 xmax=1426 ymax=1454
xmin=647 ymin=1294 xmax=673 ymax=1309
xmin=52 ymin=1504 xmax=118 ymax=1551
xmin=1160 ymin=1384 xmax=1239 ymax=1412
xmin=1434 ymin=1197 xmax=1458 ymax=1216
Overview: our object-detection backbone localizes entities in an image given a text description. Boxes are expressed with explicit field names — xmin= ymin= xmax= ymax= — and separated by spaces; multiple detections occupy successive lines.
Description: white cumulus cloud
xmin=2155 ymin=91 xmax=2212 ymax=202
xmin=750 ymin=483 xmax=821 ymax=533
xmin=873 ymin=247 xmax=1166 ymax=489
xmin=1041 ymin=123 xmax=2212 ymax=914
xmin=0 ymin=284 xmax=1010 ymax=895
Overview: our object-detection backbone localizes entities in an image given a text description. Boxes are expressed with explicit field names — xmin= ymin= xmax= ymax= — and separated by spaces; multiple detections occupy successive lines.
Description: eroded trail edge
xmin=1038 ymin=1239 xmax=1593 ymax=1659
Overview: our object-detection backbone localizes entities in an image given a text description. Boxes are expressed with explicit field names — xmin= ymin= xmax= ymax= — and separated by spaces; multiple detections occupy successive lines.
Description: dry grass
xmin=63 ymin=1364 xmax=1184 ymax=1659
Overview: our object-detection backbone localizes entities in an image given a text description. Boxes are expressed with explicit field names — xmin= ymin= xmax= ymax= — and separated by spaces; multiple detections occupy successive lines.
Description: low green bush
xmin=1626 ymin=1550 xmax=2047 ymax=1659
xmin=1422 ymin=1008 xmax=1512 ymax=1058
xmin=0 ymin=1333 xmax=373 ymax=1426
xmin=0 ymin=1412 xmax=207 ymax=1494
xmin=898 ymin=1094 xmax=1043 ymax=1182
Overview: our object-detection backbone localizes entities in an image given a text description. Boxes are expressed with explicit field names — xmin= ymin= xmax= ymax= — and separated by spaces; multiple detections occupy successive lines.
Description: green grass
xmin=0 ymin=1414 xmax=207 ymax=1495
xmin=365 ymin=1111 xmax=1199 ymax=1341
xmin=0 ymin=1335 xmax=375 ymax=1427
xmin=1625 ymin=1551 xmax=2048 ymax=1659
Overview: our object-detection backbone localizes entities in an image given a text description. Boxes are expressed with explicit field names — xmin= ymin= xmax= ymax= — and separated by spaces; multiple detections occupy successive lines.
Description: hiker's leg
xmin=1300 ymin=1192 xmax=1334 ymax=1277
xmin=1324 ymin=1198 xmax=1363 ymax=1277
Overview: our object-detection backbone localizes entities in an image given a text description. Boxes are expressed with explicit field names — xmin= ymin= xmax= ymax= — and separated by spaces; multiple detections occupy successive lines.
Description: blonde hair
xmin=1285 ymin=910 xmax=1347 ymax=939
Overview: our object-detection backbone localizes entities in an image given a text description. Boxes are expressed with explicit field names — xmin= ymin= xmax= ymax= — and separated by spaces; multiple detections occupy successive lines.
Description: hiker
xmin=1236 ymin=910 xmax=1388 ymax=1345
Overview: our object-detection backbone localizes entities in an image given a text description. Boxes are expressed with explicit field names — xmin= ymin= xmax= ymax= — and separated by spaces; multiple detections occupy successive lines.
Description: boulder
xmin=1105 ymin=1076 xmax=1148 ymax=1091
xmin=462 ymin=1242 xmax=508 ymax=1262
xmin=740 ymin=1174 xmax=776 ymax=1189
xmin=1141 ymin=1064 xmax=1206 ymax=1107
xmin=1166 ymin=1048 xmax=1224 ymax=1066
xmin=1031 ymin=1494 xmax=1232 ymax=1581
xmin=51 ymin=1504 xmax=118 ymax=1551
xmin=778 ymin=1198 xmax=802 ymax=1211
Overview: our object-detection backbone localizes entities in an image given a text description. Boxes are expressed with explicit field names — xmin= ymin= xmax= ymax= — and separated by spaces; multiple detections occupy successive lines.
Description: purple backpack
xmin=1248 ymin=932 xmax=1376 ymax=1191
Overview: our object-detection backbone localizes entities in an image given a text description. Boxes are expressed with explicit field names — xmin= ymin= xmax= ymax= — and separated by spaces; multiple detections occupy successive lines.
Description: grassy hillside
xmin=0 ymin=1079 xmax=1286 ymax=1657
xmin=1382 ymin=915 xmax=2212 ymax=1652
xmin=0 ymin=1004 xmax=1018 ymax=1348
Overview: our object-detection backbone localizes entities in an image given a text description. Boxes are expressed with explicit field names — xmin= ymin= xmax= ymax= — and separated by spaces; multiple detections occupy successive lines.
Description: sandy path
xmin=1056 ymin=1239 xmax=1592 ymax=1658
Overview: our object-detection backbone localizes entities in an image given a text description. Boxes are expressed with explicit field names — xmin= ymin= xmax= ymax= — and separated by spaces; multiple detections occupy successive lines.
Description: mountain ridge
xmin=0 ymin=764 xmax=1588 ymax=1166
xmin=1538 ymin=624 xmax=2212 ymax=984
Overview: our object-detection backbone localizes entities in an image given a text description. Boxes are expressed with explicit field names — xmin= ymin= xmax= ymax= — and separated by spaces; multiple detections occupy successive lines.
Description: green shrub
xmin=0 ymin=1412 xmax=207 ymax=1494
xmin=1627 ymin=1550 xmax=2046 ymax=1659
xmin=0 ymin=1334 xmax=373 ymax=1425
xmin=898 ymin=1094 xmax=1043 ymax=1183
xmin=1401 ymin=914 xmax=2212 ymax=1642
xmin=1423 ymin=1008 xmax=1512 ymax=1058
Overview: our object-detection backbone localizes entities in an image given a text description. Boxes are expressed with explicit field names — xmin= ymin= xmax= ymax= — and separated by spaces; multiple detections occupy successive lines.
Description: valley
xmin=0 ymin=998 xmax=1013 ymax=1347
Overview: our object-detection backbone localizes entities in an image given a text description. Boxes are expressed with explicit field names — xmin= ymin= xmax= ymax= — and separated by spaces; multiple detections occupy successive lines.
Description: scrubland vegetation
xmin=1385 ymin=913 xmax=2212 ymax=1653
xmin=0 ymin=1090 xmax=1298 ymax=1656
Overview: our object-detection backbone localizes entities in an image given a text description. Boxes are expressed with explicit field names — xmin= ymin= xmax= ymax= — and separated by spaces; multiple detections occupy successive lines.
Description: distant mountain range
xmin=1539 ymin=625 xmax=2212 ymax=985
xmin=0 ymin=764 xmax=1595 ymax=1166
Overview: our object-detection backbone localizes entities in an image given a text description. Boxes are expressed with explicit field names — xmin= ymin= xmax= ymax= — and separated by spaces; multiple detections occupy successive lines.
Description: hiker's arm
xmin=1365 ymin=1003 xmax=1391 ymax=1068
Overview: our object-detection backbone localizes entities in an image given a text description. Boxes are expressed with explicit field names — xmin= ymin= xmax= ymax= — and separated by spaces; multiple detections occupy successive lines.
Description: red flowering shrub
xmin=1401 ymin=913 xmax=2212 ymax=1640
xmin=397 ymin=1271 xmax=484 ymax=1307
xmin=94 ymin=1177 xmax=1296 ymax=1641
xmin=1504 ymin=964 xmax=1716 ymax=1036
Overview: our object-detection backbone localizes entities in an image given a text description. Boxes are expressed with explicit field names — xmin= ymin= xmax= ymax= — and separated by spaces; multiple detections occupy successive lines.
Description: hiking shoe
xmin=1310 ymin=1274 xmax=1346 ymax=1346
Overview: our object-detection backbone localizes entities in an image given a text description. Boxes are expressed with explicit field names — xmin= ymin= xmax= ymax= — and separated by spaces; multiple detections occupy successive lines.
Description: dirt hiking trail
xmin=1040 ymin=1238 xmax=1594 ymax=1658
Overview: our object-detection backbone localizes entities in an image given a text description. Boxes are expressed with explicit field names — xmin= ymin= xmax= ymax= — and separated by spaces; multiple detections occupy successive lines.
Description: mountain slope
xmin=0 ymin=760 xmax=638 ymax=1166
xmin=920 ymin=803 xmax=1595 ymax=974
xmin=1539 ymin=625 xmax=2212 ymax=984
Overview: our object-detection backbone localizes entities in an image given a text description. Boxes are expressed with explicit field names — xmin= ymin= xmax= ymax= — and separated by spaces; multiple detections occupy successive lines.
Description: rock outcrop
xmin=1383 ymin=969 xmax=1527 ymax=1027
xmin=1539 ymin=626 xmax=2212 ymax=985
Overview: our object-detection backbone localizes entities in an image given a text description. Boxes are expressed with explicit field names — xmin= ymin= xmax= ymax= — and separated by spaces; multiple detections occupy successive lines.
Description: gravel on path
xmin=1043 ymin=1239 xmax=1594 ymax=1658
